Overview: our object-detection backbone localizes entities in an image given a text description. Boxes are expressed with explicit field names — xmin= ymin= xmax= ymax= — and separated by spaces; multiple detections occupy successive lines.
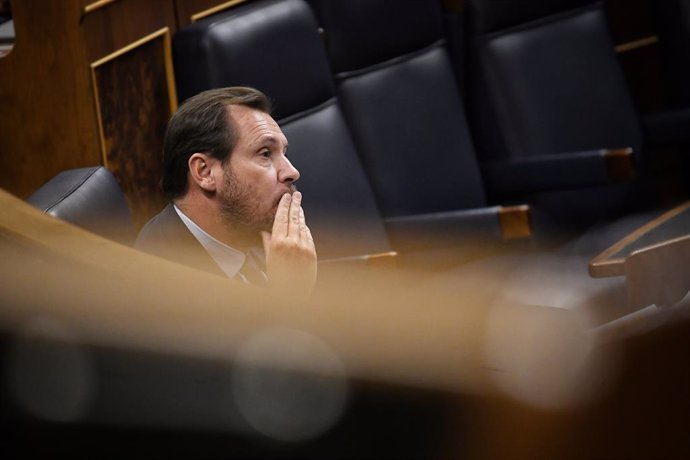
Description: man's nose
xmin=278 ymin=157 xmax=300 ymax=183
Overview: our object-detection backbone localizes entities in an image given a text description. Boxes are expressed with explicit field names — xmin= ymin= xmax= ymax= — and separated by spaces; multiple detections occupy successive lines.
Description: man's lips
xmin=273 ymin=186 xmax=297 ymax=206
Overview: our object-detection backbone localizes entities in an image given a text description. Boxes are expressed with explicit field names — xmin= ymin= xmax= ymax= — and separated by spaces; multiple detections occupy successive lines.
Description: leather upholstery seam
xmin=481 ymin=1 xmax=603 ymax=41
xmin=44 ymin=167 xmax=99 ymax=213
xmin=334 ymin=39 xmax=447 ymax=80
xmin=277 ymin=97 xmax=338 ymax=125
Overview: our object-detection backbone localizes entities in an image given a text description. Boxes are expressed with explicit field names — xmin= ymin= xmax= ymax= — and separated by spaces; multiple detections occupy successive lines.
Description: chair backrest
xmin=172 ymin=0 xmax=391 ymax=259
xmin=463 ymin=0 xmax=652 ymax=227
xmin=26 ymin=166 xmax=135 ymax=244
xmin=308 ymin=0 xmax=488 ymax=219
xmin=466 ymin=0 xmax=642 ymax=162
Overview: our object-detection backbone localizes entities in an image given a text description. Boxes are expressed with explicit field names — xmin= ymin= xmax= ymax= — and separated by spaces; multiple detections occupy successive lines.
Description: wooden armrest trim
xmin=604 ymin=148 xmax=635 ymax=182
xmin=319 ymin=251 xmax=398 ymax=265
xmin=589 ymin=201 xmax=690 ymax=278
xmin=498 ymin=205 xmax=532 ymax=240
xmin=364 ymin=251 xmax=398 ymax=260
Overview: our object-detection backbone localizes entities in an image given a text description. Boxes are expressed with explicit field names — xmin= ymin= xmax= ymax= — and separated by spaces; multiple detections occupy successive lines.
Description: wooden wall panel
xmin=174 ymin=0 xmax=249 ymax=28
xmin=90 ymin=29 xmax=175 ymax=227
xmin=0 ymin=0 xmax=100 ymax=199
xmin=80 ymin=0 xmax=179 ymax=226
xmin=80 ymin=0 xmax=175 ymax=63
xmin=0 ymin=0 xmax=187 ymax=228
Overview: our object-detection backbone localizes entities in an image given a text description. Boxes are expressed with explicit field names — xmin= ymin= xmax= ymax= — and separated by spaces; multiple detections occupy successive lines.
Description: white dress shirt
xmin=173 ymin=205 xmax=246 ymax=279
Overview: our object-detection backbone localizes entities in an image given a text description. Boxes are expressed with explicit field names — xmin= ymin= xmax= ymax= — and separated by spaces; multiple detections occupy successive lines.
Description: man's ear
xmin=188 ymin=153 xmax=218 ymax=192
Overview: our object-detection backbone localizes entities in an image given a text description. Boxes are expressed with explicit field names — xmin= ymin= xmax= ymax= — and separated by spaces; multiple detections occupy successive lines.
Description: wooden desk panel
xmin=590 ymin=201 xmax=690 ymax=310
xmin=589 ymin=201 xmax=690 ymax=278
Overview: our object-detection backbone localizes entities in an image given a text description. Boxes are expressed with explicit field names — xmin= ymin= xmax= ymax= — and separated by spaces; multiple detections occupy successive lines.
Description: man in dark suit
xmin=136 ymin=87 xmax=317 ymax=298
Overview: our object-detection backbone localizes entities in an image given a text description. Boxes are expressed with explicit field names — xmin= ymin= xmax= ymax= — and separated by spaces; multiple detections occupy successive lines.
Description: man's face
xmin=217 ymin=105 xmax=299 ymax=234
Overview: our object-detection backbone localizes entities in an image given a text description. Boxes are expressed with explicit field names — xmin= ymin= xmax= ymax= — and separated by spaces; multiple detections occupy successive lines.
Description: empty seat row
xmin=173 ymin=0 xmax=543 ymax=265
xmin=461 ymin=0 xmax=690 ymax=228
xmin=28 ymin=0 xmax=689 ymax=271
xmin=172 ymin=0 xmax=689 ymax=262
xmin=27 ymin=0 xmax=675 ymax=326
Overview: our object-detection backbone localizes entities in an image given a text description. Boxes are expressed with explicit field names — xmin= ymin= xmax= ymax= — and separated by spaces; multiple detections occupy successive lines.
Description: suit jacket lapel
xmin=136 ymin=204 xmax=226 ymax=277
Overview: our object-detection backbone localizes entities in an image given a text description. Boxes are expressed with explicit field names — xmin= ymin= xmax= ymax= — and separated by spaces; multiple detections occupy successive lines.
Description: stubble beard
xmin=218 ymin=167 xmax=295 ymax=239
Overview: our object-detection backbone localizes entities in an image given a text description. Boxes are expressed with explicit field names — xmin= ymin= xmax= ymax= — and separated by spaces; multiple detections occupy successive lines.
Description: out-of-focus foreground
xmin=1 ymin=189 xmax=688 ymax=459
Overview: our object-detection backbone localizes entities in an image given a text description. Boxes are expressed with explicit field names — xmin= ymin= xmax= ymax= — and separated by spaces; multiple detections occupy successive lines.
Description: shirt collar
xmin=173 ymin=204 xmax=246 ymax=278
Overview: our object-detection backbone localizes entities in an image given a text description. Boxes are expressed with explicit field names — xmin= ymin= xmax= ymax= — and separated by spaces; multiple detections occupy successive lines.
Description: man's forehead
xmin=227 ymin=104 xmax=287 ymax=145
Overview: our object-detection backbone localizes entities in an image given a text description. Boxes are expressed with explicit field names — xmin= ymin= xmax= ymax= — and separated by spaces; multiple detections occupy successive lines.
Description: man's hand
xmin=261 ymin=192 xmax=317 ymax=299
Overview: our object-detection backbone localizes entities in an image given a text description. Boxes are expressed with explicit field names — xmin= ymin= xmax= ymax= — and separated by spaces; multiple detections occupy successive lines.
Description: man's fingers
xmin=299 ymin=207 xmax=307 ymax=234
xmin=288 ymin=191 xmax=302 ymax=237
xmin=305 ymin=225 xmax=314 ymax=246
xmin=264 ymin=191 xmax=317 ymax=300
xmin=297 ymin=206 xmax=314 ymax=245
xmin=272 ymin=193 xmax=291 ymax=236
xmin=261 ymin=231 xmax=272 ymax=258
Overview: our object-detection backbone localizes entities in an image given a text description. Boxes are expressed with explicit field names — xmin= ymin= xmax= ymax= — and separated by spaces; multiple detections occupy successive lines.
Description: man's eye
xmin=259 ymin=150 xmax=271 ymax=158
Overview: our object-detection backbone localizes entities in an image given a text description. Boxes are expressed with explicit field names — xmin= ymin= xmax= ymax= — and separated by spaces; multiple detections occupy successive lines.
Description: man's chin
xmin=254 ymin=206 xmax=278 ymax=234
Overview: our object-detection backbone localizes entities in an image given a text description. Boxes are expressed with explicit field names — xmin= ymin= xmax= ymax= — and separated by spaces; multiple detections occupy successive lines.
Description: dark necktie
xmin=237 ymin=248 xmax=268 ymax=286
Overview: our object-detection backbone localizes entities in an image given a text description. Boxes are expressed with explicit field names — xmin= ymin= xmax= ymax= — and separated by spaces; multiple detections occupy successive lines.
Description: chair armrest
xmin=383 ymin=205 xmax=532 ymax=252
xmin=642 ymin=108 xmax=690 ymax=145
xmin=319 ymin=251 xmax=398 ymax=268
xmin=26 ymin=166 xmax=134 ymax=244
xmin=317 ymin=251 xmax=399 ymax=282
xmin=481 ymin=148 xmax=635 ymax=196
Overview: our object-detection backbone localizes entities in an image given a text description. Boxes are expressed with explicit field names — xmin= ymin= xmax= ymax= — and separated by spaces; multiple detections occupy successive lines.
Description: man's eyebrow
xmin=258 ymin=134 xmax=288 ymax=150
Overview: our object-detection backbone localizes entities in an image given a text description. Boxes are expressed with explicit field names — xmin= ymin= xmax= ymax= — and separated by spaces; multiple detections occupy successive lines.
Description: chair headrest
xmin=467 ymin=0 xmax=598 ymax=34
xmin=173 ymin=0 xmax=334 ymax=120
xmin=309 ymin=0 xmax=445 ymax=74
xmin=27 ymin=166 xmax=135 ymax=244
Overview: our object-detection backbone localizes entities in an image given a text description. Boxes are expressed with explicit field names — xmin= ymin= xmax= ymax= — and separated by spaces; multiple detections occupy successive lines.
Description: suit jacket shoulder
xmin=135 ymin=204 xmax=225 ymax=276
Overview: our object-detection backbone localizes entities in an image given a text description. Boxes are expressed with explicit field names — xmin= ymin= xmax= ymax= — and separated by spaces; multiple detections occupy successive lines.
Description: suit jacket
xmin=135 ymin=203 xmax=226 ymax=277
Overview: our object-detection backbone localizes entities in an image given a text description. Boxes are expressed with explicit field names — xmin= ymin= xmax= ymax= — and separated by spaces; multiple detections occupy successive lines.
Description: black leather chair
xmin=464 ymin=0 xmax=690 ymax=229
xmin=173 ymin=0 xmax=532 ymax=266
xmin=27 ymin=166 xmax=135 ymax=245
xmin=306 ymin=0 xmax=535 ymax=253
